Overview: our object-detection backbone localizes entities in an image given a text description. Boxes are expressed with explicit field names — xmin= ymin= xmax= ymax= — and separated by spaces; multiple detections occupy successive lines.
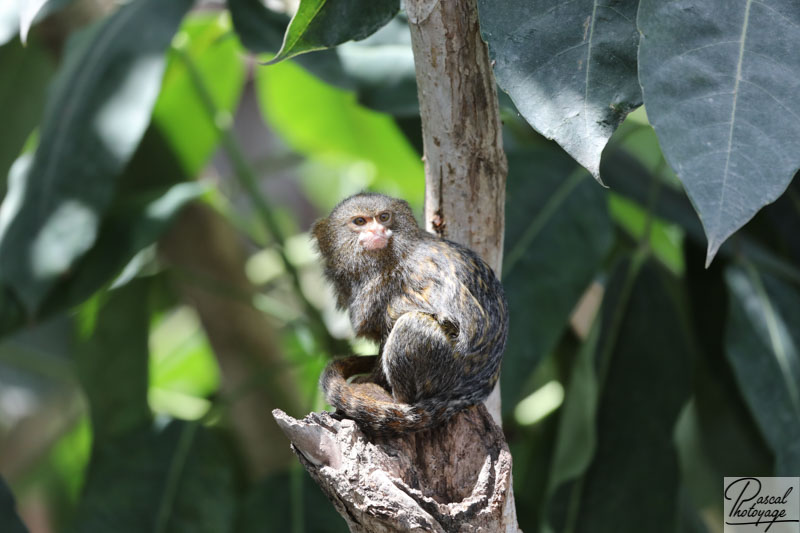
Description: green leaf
xmin=601 ymin=150 xmax=705 ymax=243
xmin=19 ymin=0 xmax=75 ymax=43
xmin=638 ymin=0 xmax=800 ymax=264
xmin=227 ymin=0 xmax=288 ymax=53
xmin=478 ymin=0 xmax=642 ymax=181
xmin=0 ymin=130 xmax=203 ymax=339
xmin=544 ymin=259 xmax=692 ymax=533
xmin=70 ymin=421 xmax=238 ymax=533
xmin=75 ymin=280 xmax=153 ymax=444
xmin=0 ymin=0 xmax=194 ymax=314
xmin=0 ymin=0 xmax=74 ymax=46
xmin=229 ymin=1 xmax=417 ymax=116
xmin=153 ymin=12 xmax=247 ymax=177
xmin=501 ymin=144 xmax=612 ymax=408
xmin=149 ymin=307 xmax=220 ymax=420
xmin=0 ymin=38 xmax=52 ymax=193
xmin=266 ymin=0 xmax=399 ymax=64
xmin=335 ymin=18 xmax=417 ymax=116
xmin=682 ymin=243 xmax=774 ymax=484
xmin=0 ymin=477 xmax=27 ymax=533
xmin=724 ymin=264 xmax=800 ymax=474
xmin=545 ymin=323 xmax=601 ymax=494
xmin=254 ymin=56 xmax=423 ymax=207
xmin=238 ymin=470 xmax=347 ymax=533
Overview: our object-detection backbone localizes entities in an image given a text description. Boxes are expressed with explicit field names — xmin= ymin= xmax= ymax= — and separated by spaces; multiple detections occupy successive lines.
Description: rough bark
xmin=274 ymin=0 xmax=518 ymax=530
xmin=274 ymin=406 xmax=517 ymax=532
xmin=159 ymin=203 xmax=303 ymax=478
xmin=407 ymin=0 xmax=508 ymax=425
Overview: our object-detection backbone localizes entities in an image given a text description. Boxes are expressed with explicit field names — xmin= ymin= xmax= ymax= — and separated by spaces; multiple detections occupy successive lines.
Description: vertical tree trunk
xmin=406 ymin=0 xmax=508 ymax=425
xmin=407 ymin=0 xmax=507 ymax=274
xmin=274 ymin=1 xmax=520 ymax=531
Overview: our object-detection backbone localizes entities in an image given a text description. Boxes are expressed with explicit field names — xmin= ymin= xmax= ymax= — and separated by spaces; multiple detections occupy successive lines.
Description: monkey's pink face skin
xmin=357 ymin=220 xmax=392 ymax=250
xmin=349 ymin=213 xmax=393 ymax=250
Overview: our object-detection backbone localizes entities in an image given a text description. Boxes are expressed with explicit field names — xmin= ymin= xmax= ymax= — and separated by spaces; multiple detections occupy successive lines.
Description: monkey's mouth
xmin=359 ymin=228 xmax=392 ymax=250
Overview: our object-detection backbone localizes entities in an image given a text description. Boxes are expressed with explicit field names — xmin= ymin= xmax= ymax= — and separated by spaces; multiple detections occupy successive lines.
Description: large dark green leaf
xmin=602 ymin=149 xmax=705 ymax=243
xmin=238 ymin=470 xmax=347 ymax=533
xmin=230 ymin=0 xmax=417 ymax=116
xmin=683 ymin=242 xmax=773 ymax=482
xmin=335 ymin=18 xmax=417 ymax=116
xmin=544 ymin=258 xmax=692 ymax=533
xmin=0 ymin=0 xmax=194 ymax=314
xmin=724 ymin=264 xmax=800 ymax=475
xmin=0 ymin=0 xmax=74 ymax=45
xmin=0 ymin=129 xmax=203 ymax=339
xmin=227 ymin=0 xmax=287 ymax=53
xmin=70 ymin=421 xmax=238 ymax=533
xmin=0 ymin=38 xmax=52 ymax=193
xmin=18 ymin=0 xmax=75 ymax=43
xmin=638 ymin=0 xmax=800 ymax=265
xmin=478 ymin=0 xmax=642 ymax=181
xmin=502 ymin=143 xmax=612 ymax=408
xmin=0 ymin=477 xmax=27 ymax=533
xmin=266 ymin=0 xmax=398 ymax=64
xmin=75 ymin=279 xmax=152 ymax=443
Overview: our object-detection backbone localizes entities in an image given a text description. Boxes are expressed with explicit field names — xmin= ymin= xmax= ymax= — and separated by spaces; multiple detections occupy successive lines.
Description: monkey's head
xmin=312 ymin=193 xmax=420 ymax=277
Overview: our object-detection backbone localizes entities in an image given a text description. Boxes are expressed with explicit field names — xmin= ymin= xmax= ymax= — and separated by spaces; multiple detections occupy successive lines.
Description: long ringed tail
xmin=319 ymin=356 xmax=475 ymax=436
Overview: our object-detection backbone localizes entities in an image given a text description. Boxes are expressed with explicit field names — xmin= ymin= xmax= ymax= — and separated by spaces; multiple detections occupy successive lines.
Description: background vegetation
xmin=0 ymin=0 xmax=798 ymax=532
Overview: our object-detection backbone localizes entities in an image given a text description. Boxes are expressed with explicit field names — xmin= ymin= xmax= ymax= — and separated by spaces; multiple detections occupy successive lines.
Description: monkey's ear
xmin=311 ymin=218 xmax=330 ymax=250
xmin=311 ymin=218 xmax=325 ymax=239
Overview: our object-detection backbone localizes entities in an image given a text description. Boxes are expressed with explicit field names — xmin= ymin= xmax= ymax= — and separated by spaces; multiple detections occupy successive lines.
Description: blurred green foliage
xmin=0 ymin=1 xmax=798 ymax=532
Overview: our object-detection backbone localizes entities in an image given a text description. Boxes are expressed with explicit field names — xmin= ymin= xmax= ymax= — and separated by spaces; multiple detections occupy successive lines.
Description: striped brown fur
xmin=313 ymin=193 xmax=508 ymax=436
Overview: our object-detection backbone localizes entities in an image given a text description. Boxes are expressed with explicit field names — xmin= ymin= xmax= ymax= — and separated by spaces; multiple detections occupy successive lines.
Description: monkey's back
xmin=320 ymin=229 xmax=509 ymax=436
xmin=385 ymin=236 xmax=509 ymax=400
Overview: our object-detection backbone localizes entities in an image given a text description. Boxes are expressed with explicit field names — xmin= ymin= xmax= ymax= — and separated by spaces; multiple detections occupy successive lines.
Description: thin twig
xmin=175 ymin=46 xmax=345 ymax=356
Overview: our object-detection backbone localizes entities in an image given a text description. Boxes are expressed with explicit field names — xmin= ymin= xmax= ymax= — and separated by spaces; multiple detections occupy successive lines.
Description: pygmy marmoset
xmin=313 ymin=193 xmax=508 ymax=435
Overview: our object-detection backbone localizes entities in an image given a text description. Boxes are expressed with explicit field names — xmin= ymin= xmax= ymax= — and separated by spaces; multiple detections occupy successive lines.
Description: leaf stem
xmin=153 ymin=421 xmax=198 ymax=533
xmin=175 ymin=46 xmax=343 ymax=356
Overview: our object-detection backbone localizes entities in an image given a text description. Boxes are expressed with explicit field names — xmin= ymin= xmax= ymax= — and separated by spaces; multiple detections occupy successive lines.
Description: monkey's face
xmin=325 ymin=194 xmax=419 ymax=253
xmin=312 ymin=194 xmax=420 ymax=281
xmin=349 ymin=211 xmax=393 ymax=250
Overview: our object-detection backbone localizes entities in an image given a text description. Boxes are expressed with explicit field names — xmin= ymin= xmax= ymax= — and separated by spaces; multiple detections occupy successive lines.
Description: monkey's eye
xmin=378 ymin=212 xmax=391 ymax=223
xmin=353 ymin=216 xmax=367 ymax=226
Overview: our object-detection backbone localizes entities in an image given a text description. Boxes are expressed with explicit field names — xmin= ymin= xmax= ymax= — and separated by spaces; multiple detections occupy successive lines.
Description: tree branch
xmin=274 ymin=0 xmax=518 ymax=529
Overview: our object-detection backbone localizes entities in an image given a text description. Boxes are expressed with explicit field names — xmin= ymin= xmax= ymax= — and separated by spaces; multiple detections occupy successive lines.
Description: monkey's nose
xmin=359 ymin=222 xmax=392 ymax=250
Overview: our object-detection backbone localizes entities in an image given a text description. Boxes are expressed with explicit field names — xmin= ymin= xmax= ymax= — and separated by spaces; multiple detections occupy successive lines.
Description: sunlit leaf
xmin=638 ymin=0 xmax=800 ymax=264
xmin=153 ymin=12 xmax=247 ymax=177
xmin=478 ymin=0 xmax=642 ymax=181
xmin=254 ymin=57 xmax=423 ymax=207
xmin=149 ymin=307 xmax=219 ymax=420
xmin=725 ymin=264 xmax=800 ymax=474
xmin=0 ymin=0 xmax=194 ymax=314
xmin=266 ymin=0 xmax=398 ymax=64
